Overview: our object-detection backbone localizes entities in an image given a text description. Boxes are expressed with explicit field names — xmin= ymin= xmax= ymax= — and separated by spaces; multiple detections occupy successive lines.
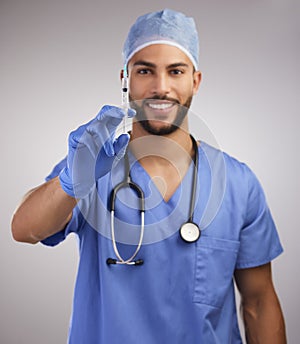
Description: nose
xmin=150 ymin=73 xmax=171 ymax=96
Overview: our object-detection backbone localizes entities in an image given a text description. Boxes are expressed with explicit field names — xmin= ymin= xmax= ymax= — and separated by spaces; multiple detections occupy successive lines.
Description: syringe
xmin=121 ymin=64 xmax=129 ymax=133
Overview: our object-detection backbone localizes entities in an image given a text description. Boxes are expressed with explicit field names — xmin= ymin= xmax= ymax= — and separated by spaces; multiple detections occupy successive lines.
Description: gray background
xmin=1 ymin=0 xmax=299 ymax=343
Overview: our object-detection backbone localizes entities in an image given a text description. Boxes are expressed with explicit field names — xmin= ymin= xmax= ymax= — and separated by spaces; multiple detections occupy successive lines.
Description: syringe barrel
xmin=122 ymin=77 xmax=129 ymax=108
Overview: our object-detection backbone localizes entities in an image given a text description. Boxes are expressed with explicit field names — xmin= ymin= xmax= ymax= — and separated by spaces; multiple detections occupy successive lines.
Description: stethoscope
xmin=106 ymin=135 xmax=201 ymax=266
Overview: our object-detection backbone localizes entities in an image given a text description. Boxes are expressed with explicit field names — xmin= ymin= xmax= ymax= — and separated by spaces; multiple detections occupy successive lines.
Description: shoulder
xmin=199 ymin=141 xmax=255 ymax=180
xmin=199 ymin=141 xmax=266 ymax=210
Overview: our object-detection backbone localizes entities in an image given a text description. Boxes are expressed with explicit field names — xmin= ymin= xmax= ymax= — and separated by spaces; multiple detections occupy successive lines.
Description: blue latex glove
xmin=59 ymin=105 xmax=135 ymax=198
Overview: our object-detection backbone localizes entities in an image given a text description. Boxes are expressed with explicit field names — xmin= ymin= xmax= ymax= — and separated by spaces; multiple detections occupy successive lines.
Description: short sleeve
xmin=235 ymin=166 xmax=283 ymax=269
xmin=45 ymin=157 xmax=67 ymax=181
xmin=40 ymin=157 xmax=84 ymax=247
xmin=41 ymin=206 xmax=84 ymax=246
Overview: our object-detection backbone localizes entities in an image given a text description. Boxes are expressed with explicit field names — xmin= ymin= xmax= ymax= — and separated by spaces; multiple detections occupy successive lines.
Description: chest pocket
xmin=193 ymin=236 xmax=240 ymax=308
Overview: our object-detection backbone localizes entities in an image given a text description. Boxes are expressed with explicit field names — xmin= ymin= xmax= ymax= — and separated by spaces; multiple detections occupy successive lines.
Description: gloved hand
xmin=59 ymin=105 xmax=135 ymax=198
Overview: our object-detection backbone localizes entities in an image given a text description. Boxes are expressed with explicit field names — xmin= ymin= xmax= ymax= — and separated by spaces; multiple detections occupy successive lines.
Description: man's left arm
xmin=234 ymin=262 xmax=287 ymax=344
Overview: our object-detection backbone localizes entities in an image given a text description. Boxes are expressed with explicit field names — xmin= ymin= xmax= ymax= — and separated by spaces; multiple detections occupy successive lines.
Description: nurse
xmin=11 ymin=9 xmax=286 ymax=343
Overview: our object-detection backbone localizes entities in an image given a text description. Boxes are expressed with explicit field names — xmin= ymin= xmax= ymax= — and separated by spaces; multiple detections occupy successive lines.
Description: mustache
xmin=129 ymin=95 xmax=180 ymax=106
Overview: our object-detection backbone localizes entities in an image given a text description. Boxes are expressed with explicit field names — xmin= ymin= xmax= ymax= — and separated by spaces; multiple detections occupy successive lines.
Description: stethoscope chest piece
xmin=180 ymin=222 xmax=201 ymax=243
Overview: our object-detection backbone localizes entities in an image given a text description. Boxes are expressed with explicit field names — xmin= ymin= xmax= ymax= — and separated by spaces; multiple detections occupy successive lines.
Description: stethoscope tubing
xmin=110 ymin=209 xmax=145 ymax=265
xmin=109 ymin=180 xmax=145 ymax=265
xmin=107 ymin=135 xmax=200 ymax=266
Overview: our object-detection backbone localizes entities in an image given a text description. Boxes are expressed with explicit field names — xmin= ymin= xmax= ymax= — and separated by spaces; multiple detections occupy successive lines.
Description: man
xmin=11 ymin=9 xmax=286 ymax=343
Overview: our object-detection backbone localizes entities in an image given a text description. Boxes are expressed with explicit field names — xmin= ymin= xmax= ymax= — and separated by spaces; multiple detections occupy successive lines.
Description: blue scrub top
xmin=42 ymin=142 xmax=283 ymax=344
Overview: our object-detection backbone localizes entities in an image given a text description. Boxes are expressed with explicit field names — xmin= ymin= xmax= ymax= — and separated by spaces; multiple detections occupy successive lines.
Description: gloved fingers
xmin=103 ymin=107 xmax=136 ymax=136
xmin=96 ymin=105 xmax=136 ymax=126
xmin=126 ymin=108 xmax=136 ymax=118
xmin=113 ymin=133 xmax=130 ymax=158
xmin=69 ymin=106 xmax=135 ymax=148
xmin=68 ymin=121 xmax=93 ymax=148
xmin=85 ymin=106 xmax=125 ymax=152
xmin=96 ymin=105 xmax=126 ymax=121
xmin=84 ymin=124 xmax=120 ymax=158
xmin=68 ymin=106 xmax=122 ymax=148
xmin=85 ymin=121 xmax=115 ymax=157
xmin=87 ymin=106 xmax=133 ymax=157
xmin=101 ymin=107 xmax=135 ymax=155
xmin=68 ymin=105 xmax=136 ymax=161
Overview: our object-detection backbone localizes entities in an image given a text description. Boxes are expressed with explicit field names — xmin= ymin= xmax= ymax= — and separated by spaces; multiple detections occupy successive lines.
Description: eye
xmin=170 ymin=69 xmax=184 ymax=75
xmin=137 ymin=68 xmax=152 ymax=75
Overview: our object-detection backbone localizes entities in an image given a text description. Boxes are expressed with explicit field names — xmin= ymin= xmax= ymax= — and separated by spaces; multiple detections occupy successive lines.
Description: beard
xmin=129 ymin=95 xmax=193 ymax=136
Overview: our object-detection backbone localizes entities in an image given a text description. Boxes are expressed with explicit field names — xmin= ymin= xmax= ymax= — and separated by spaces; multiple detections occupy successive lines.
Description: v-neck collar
xmin=127 ymin=147 xmax=196 ymax=207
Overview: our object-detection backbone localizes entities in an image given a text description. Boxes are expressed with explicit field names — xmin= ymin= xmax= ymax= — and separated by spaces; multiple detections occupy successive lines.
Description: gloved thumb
xmin=113 ymin=133 xmax=130 ymax=158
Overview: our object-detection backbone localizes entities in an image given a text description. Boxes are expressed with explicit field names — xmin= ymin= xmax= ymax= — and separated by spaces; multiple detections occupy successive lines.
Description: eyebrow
xmin=132 ymin=60 xmax=189 ymax=69
xmin=132 ymin=61 xmax=156 ymax=68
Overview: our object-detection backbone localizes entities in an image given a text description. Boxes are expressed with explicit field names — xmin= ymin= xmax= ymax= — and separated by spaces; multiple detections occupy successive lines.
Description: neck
xmin=128 ymin=120 xmax=196 ymax=202
xmin=130 ymin=117 xmax=193 ymax=162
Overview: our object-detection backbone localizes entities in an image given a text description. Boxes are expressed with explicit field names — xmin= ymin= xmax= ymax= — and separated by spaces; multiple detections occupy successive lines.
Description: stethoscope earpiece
xmin=134 ymin=259 xmax=144 ymax=266
xmin=106 ymin=258 xmax=117 ymax=265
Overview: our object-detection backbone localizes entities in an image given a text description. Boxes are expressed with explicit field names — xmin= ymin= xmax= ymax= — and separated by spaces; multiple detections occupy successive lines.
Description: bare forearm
xmin=11 ymin=177 xmax=77 ymax=244
xmin=242 ymin=293 xmax=286 ymax=344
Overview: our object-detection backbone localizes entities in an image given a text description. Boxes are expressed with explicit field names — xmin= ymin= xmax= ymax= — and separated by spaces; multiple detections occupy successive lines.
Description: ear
xmin=120 ymin=69 xmax=124 ymax=81
xmin=192 ymin=71 xmax=202 ymax=95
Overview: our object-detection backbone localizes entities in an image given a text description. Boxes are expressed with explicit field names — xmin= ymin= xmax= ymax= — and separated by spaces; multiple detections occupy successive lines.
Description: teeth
xmin=148 ymin=103 xmax=173 ymax=110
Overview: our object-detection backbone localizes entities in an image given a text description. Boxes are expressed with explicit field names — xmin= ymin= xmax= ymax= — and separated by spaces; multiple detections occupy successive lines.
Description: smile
xmin=147 ymin=102 xmax=174 ymax=110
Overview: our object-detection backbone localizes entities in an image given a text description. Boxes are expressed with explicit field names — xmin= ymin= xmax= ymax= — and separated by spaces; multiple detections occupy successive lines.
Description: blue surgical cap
xmin=123 ymin=9 xmax=199 ymax=70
